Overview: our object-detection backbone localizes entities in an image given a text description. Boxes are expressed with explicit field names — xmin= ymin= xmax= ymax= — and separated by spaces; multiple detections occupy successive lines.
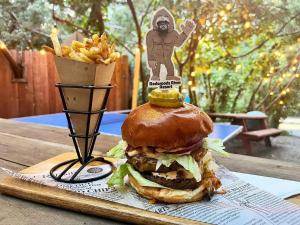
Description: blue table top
xmin=14 ymin=113 xmax=242 ymax=142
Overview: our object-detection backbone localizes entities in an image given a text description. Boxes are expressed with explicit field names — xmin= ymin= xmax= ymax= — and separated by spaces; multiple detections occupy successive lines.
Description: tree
xmin=106 ymin=0 xmax=160 ymax=103
xmin=50 ymin=0 xmax=112 ymax=35
xmin=0 ymin=0 xmax=52 ymax=49
xmin=162 ymin=0 xmax=300 ymax=127
xmin=127 ymin=0 xmax=166 ymax=102
xmin=0 ymin=0 xmax=113 ymax=49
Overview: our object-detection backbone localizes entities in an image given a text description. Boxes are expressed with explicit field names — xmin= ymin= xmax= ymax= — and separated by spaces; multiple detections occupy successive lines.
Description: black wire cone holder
xmin=50 ymin=83 xmax=114 ymax=183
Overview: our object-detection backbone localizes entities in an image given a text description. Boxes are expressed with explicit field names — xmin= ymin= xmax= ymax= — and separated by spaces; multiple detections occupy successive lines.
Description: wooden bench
xmin=208 ymin=113 xmax=283 ymax=155
xmin=242 ymin=128 xmax=282 ymax=153
xmin=243 ymin=128 xmax=282 ymax=140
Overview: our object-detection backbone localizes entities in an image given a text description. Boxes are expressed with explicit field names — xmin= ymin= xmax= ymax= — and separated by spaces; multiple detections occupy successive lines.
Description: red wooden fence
xmin=0 ymin=50 xmax=131 ymax=118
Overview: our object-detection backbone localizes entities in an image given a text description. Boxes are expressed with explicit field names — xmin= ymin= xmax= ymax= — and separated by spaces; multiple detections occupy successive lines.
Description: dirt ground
xmin=225 ymin=116 xmax=300 ymax=164
xmin=226 ymin=135 xmax=300 ymax=164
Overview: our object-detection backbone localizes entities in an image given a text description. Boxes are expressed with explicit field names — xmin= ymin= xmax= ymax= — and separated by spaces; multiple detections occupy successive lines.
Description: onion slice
xmin=155 ymin=140 xmax=203 ymax=154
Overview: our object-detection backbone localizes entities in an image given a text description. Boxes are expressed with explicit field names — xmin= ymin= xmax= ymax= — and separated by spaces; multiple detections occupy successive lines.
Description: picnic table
xmin=0 ymin=118 xmax=300 ymax=225
xmin=208 ymin=112 xmax=282 ymax=154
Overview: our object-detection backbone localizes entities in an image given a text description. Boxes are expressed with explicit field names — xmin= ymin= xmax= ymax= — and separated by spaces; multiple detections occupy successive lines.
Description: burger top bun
xmin=121 ymin=103 xmax=213 ymax=150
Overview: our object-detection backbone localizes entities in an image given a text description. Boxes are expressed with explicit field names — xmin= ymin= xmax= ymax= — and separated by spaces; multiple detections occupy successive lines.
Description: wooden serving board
xmin=0 ymin=152 xmax=209 ymax=225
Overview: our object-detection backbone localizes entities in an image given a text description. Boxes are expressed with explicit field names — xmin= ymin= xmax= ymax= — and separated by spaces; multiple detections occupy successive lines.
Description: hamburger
xmin=107 ymin=89 xmax=226 ymax=204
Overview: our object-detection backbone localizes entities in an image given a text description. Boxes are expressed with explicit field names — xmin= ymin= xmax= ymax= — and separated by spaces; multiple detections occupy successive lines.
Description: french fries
xmin=49 ymin=30 xmax=120 ymax=65
xmin=61 ymin=45 xmax=71 ymax=57
xmin=50 ymin=27 xmax=62 ymax=56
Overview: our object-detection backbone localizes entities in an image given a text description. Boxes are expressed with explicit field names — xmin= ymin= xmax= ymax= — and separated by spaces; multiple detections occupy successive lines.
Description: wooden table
xmin=208 ymin=113 xmax=269 ymax=130
xmin=0 ymin=118 xmax=300 ymax=225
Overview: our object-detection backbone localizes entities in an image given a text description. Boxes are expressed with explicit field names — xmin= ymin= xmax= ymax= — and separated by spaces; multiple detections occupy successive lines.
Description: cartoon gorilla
xmin=146 ymin=8 xmax=196 ymax=81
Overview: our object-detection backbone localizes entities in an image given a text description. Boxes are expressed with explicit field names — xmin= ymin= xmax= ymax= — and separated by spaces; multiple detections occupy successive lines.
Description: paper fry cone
xmin=54 ymin=56 xmax=115 ymax=160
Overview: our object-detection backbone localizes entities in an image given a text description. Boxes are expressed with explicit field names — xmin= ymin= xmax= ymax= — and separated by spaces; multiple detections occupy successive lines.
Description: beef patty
xmin=142 ymin=173 xmax=201 ymax=190
xmin=126 ymin=147 xmax=207 ymax=173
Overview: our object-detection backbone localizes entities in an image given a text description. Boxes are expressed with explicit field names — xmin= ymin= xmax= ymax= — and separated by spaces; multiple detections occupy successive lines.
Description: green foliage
xmin=167 ymin=0 xmax=300 ymax=127
xmin=0 ymin=0 xmax=53 ymax=49
xmin=0 ymin=0 xmax=112 ymax=49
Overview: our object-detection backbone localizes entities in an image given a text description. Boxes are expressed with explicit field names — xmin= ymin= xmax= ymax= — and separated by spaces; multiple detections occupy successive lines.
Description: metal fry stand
xmin=50 ymin=83 xmax=114 ymax=183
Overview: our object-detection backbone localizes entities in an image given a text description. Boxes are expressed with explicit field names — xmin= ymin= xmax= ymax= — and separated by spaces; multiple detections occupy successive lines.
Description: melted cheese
xmin=152 ymin=171 xmax=178 ymax=180
xmin=127 ymin=150 xmax=139 ymax=157
xmin=141 ymin=147 xmax=161 ymax=158
xmin=152 ymin=169 xmax=199 ymax=180
xmin=127 ymin=147 xmax=161 ymax=159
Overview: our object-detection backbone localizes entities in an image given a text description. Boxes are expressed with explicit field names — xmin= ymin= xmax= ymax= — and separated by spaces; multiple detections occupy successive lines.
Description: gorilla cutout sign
xmin=146 ymin=7 xmax=196 ymax=89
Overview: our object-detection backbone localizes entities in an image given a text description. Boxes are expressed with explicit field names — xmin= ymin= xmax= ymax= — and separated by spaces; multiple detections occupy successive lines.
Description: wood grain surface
xmin=0 ymin=152 xmax=209 ymax=225
xmin=0 ymin=119 xmax=300 ymax=225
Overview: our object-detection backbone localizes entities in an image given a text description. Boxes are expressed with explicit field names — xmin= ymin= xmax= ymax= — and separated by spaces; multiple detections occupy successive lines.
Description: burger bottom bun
xmin=128 ymin=174 xmax=208 ymax=204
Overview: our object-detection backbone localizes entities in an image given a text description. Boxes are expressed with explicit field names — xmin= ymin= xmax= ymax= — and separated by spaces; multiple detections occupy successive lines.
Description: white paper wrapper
xmin=2 ymin=164 xmax=300 ymax=225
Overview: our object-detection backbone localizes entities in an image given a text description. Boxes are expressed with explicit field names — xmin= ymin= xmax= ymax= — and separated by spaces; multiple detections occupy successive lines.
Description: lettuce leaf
xmin=126 ymin=164 xmax=166 ymax=188
xmin=157 ymin=154 xmax=201 ymax=182
xmin=107 ymin=164 xmax=128 ymax=187
xmin=175 ymin=155 xmax=201 ymax=182
xmin=107 ymin=163 xmax=166 ymax=188
xmin=203 ymin=152 xmax=219 ymax=172
xmin=203 ymin=138 xmax=229 ymax=157
xmin=106 ymin=140 xmax=126 ymax=159
xmin=157 ymin=154 xmax=178 ymax=167
xmin=155 ymin=138 xmax=227 ymax=181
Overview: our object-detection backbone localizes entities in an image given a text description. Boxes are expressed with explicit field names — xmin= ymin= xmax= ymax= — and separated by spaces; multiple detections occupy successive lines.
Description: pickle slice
xmin=148 ymin=89 xmax=184 ymax=108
